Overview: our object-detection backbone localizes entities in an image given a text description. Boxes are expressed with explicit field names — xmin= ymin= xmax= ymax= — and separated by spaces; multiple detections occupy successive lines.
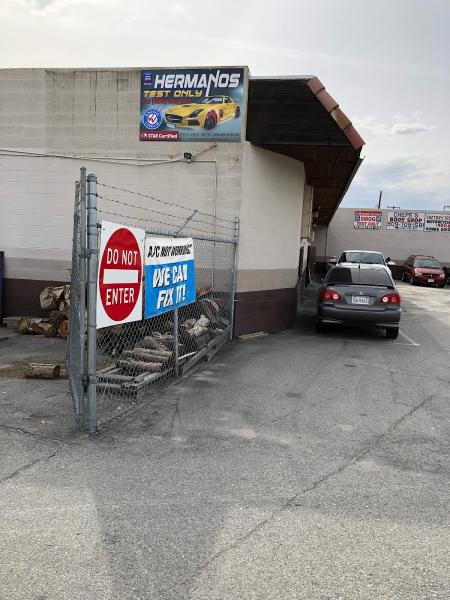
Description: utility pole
xmin=377 ymin=190 xmax=383 ymax=209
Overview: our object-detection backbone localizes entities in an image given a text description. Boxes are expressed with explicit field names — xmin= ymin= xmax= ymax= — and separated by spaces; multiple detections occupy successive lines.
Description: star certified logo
xmin=143 ymin=108 xmax=162 ymax=130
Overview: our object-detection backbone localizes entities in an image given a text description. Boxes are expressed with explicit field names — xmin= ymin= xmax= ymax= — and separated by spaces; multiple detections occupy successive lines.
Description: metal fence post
xmin=174 ymin=308 xmax=179 ymax=376
xmin=79 ymin=167 xmax=87 ymax=427
xmin=86 ymin=173 xmax=98 ymax=433
xmin=229 ymin=216 xmax=240 ymax=340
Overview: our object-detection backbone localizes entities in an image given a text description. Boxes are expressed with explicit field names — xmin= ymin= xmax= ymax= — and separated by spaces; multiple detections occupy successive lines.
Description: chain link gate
xmin=67 ymin=169 xmax=87 ymax=427
xmin=67 ymin=168 xmax=238 ymax=431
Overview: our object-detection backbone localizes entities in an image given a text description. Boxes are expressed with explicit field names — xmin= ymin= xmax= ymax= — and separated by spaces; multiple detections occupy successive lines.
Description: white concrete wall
xmin=0 ymin=69 xmax=243 ymax=282
xmin=237 ymin=144 xmax=304 ymax=292
xmin=313 ymin=225 xmax=328 ymax=260
xmin=327 ymin=208 xmax=450 ymax=265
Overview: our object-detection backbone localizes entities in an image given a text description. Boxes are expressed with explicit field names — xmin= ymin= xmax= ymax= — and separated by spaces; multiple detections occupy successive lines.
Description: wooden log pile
xmin=97 ymin=293 xmax=232 ymax=390
xmin=17 ymin=285 xmax=70 ymax=338
xmin=112 ymin=300 xmax=229 ymax=377
xmin=115 ymin=334 xmax=175 ymax=376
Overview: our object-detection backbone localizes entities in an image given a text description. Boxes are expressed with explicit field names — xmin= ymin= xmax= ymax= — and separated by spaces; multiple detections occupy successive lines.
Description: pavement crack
xmin=173 ymin=393 xmax=436 ymax=587
xmin=0 ymin=423 xmax=53 ymax=440
xmin=293 ymin=347 xmax=450 ymax=386
xmin=173 ymin=493 xmax=297 ymax=591
xmin=291 ymin=392 xmax=436 ymax=505
xmin=0 ymin=445 xmax=65 ymax=485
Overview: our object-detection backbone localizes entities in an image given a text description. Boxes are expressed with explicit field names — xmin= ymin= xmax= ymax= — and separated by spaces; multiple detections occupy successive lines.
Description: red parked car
xmin=402 ymin=255 xmax=446 ymax=287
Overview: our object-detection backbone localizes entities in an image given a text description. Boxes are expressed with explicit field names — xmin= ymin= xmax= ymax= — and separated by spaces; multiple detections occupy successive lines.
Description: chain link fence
xmin=67 ymin=168 xmax=238 ymax=431
xmin=67 ymin=174 xmax=86 ymax=426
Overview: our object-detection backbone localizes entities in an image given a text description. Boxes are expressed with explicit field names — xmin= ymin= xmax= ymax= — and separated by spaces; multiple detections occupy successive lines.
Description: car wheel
xmin=235 ymin=106 xmax=240 ymax=118
xmin=439 ymin=283 xmax=445 ymax=288
xmin=402 ymin=271 xmax=407 ymax=282
xmin=204 ymin=112 xmax=217 ymax=130
xmin=386 ymin=328 xmax=399 ymax=339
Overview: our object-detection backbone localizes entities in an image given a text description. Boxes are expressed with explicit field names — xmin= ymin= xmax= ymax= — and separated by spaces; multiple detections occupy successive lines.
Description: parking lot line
xmin=399 ymin=330 xmax=420 ymax=346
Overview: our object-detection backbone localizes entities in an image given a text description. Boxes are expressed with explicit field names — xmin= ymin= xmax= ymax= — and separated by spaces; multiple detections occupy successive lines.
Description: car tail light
xmin=380 ymin=293 xmax=401 ymax=305
xmin=320 ymin=289 xmax=342 ymax=302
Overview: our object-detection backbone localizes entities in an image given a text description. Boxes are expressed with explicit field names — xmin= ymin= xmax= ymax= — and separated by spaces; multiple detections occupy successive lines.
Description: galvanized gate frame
xmin=68 ymin=169 xmax=239 ymax=432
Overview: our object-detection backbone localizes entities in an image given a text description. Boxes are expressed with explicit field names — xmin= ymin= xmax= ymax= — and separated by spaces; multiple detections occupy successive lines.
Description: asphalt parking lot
xmin=1 ymin=282 xmax=449 ymax=599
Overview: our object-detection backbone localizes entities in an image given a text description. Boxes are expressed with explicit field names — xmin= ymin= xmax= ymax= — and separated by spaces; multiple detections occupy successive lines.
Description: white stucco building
xmin=0 ymin=67 xmax=364 ymax=334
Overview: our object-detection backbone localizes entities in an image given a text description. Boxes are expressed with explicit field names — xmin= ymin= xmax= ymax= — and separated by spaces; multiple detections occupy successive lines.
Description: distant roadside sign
xmin=354 ymin=210 xmax=382 ymax=229
xmin=387 ymin=211 xmax=425 ymax=231
xmin=424 ymin=213 xmax=450 ymax=232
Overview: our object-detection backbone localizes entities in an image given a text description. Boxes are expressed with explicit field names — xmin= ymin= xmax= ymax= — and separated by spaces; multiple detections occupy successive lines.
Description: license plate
xmin=428 ymin=278 xmax=434 ymax=283
xmin=352 ymin=296 xmax=369 ymax=305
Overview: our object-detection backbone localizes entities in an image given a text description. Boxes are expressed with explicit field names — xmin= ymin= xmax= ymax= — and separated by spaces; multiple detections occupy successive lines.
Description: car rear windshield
xmin=339 ymin=251 xmax=384 ymax=264
xmin=326 ymin=267 xmax=393 ymax=287
xmin=414 ymin=258 xmax=441 ymax=268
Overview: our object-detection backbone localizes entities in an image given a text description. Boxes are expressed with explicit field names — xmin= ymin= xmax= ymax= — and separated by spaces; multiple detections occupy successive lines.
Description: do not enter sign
xmin=97 ymin=221 xmax=145 ymax=329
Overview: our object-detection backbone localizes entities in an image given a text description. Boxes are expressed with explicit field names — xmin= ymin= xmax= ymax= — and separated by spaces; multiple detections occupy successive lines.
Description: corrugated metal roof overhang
xmin=246 ymin=77 xmax=365 ymax=226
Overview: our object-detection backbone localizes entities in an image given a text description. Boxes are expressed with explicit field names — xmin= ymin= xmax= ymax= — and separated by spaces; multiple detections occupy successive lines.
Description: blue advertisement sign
xmin=144 ymin=237 xmax=196 ymax=318
xmin=140 ymin=67 xmax=246 ymax=142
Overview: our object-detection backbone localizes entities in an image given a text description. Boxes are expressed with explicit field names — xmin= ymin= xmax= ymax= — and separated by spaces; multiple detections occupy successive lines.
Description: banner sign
xmin=140 ymin=67 xmax=246 ymax=142
xmin=144 ymin=237 xmax=196 ymax=318
xmin=354 ymin=210 xmax=382 ymax=229
xmin=97 ymin=221 xmax=145 ymax=329
xmin=387 ymin=211 xmax=425 ymax=231
xmin=424 ymin=213 xmax=450 ymax=232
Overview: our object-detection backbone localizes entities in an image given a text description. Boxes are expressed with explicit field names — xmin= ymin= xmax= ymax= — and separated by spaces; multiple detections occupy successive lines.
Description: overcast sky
xmin=1 ymin=0 xmax=449 ymax=210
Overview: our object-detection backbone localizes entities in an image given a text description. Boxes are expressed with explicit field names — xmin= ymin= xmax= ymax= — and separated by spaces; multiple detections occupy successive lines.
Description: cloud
xmin=354 ymin=115 xmax=435 ymax=138
xmin=342 ymin=155 xmax=450 ymax=210
xmin=24 ymin=0 xmax=55 ymax=8
xmin=391 ymin=122 xmax=436 ymax=135
xmin=170 ymin=2 xmax=184 ymax=13
xmin=21 ymin=0 xmax=110 ymax=12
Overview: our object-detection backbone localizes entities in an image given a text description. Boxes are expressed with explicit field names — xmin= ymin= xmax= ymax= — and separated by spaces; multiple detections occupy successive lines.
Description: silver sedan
xmin=316 ymin=264 xmax=401 ymax=339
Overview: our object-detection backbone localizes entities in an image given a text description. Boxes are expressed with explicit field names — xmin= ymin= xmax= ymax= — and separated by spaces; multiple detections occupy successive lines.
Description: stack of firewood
xmin=17 ymin=285 xmax=70 ymax=338
xmin=117 ymin=333 xmax=175 ymax=375
xmin=113 ymin=312 xmax=228 ymax=376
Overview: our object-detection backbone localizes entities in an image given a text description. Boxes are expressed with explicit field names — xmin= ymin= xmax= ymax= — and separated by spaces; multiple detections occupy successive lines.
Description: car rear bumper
xmin=412 ymin=275 xmax=445 ymax=285
xmin=318 ymin=305 xmax=401 ymax=328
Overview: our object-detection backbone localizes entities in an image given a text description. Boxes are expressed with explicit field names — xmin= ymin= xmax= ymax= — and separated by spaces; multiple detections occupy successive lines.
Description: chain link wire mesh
xmin=93 ymin=185 xmax=238 ymax=428
xmin=67 ymin=182 xmax=85 ymax=424
xmin=67 ymin=172 xmax=238 ymax=430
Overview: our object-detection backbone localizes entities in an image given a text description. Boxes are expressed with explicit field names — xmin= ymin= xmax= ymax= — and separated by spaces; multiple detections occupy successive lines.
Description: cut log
xmin=117 ymin=359 xmax=163 ymax=374
xmin=122 ymin=349 xmax=170 ymax=364
xmin=186 ymin=316 xmax=210 ymax=339
xmin=42 ymin=323 xmax=58 ymax=337
xmin=131 ymin=347 xmax=172 ymax=359
xmin=17 ymin=317 xmax=38 ymax=334
xmin=17 ymin=317 xmax=57 ymax=336
xmin=197 ymin=285 xmax=213 ymax=299
xmin=63 ymin=284 xmax=71 ymax=301
xmin=196 ymin=315 xmax=210 ymax=328
xmin=152 ymin=333 xmax=175 ymax=344
xmin=25 ymin=363 xmax=61 ymax=379
xmin=48 ymin=310 xmax=68 ymax=328
xmin=39 ymin=286 xmax=66 ymax=311
xmin=199 ymin=299 xmax=221 ymax=324
xmin=140 ymin=336 xmax=170 ymax=352
xmin=181 ymin=318 xmax=197 ymax=329
xmin=58 ymin=299 xmax=70 ymax=315
xmin=58 ymin=320 xmax=69 ymax=338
